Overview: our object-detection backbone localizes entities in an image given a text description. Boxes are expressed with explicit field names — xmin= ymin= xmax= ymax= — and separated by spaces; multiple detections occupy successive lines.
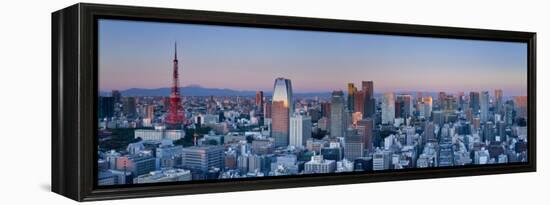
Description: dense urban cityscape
xmin=96 ymin=44 xmax=528 ymax=186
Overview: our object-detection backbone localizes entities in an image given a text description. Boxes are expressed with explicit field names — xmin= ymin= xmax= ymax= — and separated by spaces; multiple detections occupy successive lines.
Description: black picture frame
xmin=52 ymin=3 xmax=536 ymax=201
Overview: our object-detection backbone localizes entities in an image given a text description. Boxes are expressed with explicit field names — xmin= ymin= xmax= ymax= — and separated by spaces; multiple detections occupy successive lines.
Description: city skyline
xmin=99 ymin=83 xmax=522 ymax=98
xmin=97 ymin=19 xmax=529 ymax=186
xmin=99 ymin=19 xmax=527 ymax=96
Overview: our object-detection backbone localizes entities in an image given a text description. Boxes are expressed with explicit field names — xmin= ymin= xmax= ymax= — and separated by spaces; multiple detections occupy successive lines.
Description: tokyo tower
xmin=165 ymin=42 xmax=186 ymax=129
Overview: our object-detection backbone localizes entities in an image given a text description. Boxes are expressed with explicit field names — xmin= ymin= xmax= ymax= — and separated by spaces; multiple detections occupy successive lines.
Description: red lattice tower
xmin=166 ymin=42 xmax=186 ymax=129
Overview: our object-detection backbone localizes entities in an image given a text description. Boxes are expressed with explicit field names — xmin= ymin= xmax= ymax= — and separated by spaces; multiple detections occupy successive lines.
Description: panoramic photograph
xmin=96 ymin=19 xmax=528 ymax=186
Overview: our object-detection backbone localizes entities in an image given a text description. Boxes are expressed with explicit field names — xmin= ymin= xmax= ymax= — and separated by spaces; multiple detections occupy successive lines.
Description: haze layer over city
xmin=97 ymin=19 xmax=528 ymax=186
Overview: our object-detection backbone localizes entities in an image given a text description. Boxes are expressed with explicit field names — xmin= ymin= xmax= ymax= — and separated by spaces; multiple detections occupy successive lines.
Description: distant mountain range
xmin=100 ymin=86 xmax=515 ymax=99
xmin=99 ymin=85 xmax=332 ymax=98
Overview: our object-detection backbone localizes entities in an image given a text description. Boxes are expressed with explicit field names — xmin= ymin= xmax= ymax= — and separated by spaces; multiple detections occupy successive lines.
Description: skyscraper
xmin=381 ymin=92 xmax=395 ymax=124
xmin=483 ymin=121 xmax=495 ymax=143
xmin=99 ymin=96 xmax=115 ymax=119
xmin=496 ymin=120 xmax=506 ymax=141
xmin=443 ymin=95 xmax=455 ymax=112
xmin=344 ymin=128 xmax=364 ymax=160
xmin=111 ymin=90 xmax=121 ymax=104
xmin=457 ymin=91 xmax=465 ymax=110
xmin=395 ymin=94 xmax=413 ymax=119
xmin=361 ymin=81 xmax=375 ymax=118
xmin=514 ymin=96 xmax=528 ymax=119
xmin=495 ymin=89 xmax=503 ymax=113
xmin=255 ymin=91 xmax=264 ymax=110
xmin=321 ymin=102 xmax=331 ymax=119
xmin=504 ymin=101 xmax=515 ymax=125
xmin=271 ymin=78 xmax=293 ymax=147
xmin=255 ymin=91 xmax=265 ymax=126
xmin=146 ymin=104 xmax=155 ymax=120
xmin=289 ymin=114 xmax=312 ymax=147
xmin=480 ymin=91 xmax=489 ymax=122
xmin=417 ymin=96 xmax=433 ymax=119
xmin=330 ymin=90 xmax=345 ymax=138
xmin=424 ymin=122 xmax=436 ymax=143
xmin=263 ymin=100 xmax=272 ymax=118
xmin=465 ymin=108 xmax=473 ymax=124
xmin=356 ymin=118 xmax=374 ymax=152
xmin=395 ymin=100 xmax=404 ymax=119
xmin=347 ymin=83 xmax=357 ymax=112
xmin=354 ymin=90 xmax=365 ymax=116
xmin=438 ymin=91 xmax=447 ymax=109
xmin=123 ymin=97 xmax=137 ymax=118
xmin=432 ymin=110 xmax=444 ymax=125
xmin=469 ymin=91 xmax=480 ymax=113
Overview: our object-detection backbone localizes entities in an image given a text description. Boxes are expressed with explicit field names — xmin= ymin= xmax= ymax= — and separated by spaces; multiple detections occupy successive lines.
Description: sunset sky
xmin=99 ymin=19 xmax=527 ymax=96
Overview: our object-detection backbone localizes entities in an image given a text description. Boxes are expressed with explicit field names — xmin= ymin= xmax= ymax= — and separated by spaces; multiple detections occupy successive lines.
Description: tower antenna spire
xmin=174 ymin=41 xmax=178 ymax=60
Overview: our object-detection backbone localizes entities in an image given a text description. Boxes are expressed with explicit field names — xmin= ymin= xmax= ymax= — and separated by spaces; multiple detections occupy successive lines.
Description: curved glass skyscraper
xmin=271 ymin=78 xmax=293 ymax=147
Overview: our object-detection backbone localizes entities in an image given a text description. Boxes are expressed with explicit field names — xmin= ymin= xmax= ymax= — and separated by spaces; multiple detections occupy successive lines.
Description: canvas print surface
xmin=97 ymin=19 xmax=528 ymax=186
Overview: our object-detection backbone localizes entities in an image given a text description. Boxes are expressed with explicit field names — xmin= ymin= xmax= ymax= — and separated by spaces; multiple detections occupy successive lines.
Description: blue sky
xmin=99 ymin=19 xmax=527 ymax=96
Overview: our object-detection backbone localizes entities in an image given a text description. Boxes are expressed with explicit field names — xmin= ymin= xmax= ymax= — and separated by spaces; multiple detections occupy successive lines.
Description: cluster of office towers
xmin=268 ymin=79 xmax=377 ymax=151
